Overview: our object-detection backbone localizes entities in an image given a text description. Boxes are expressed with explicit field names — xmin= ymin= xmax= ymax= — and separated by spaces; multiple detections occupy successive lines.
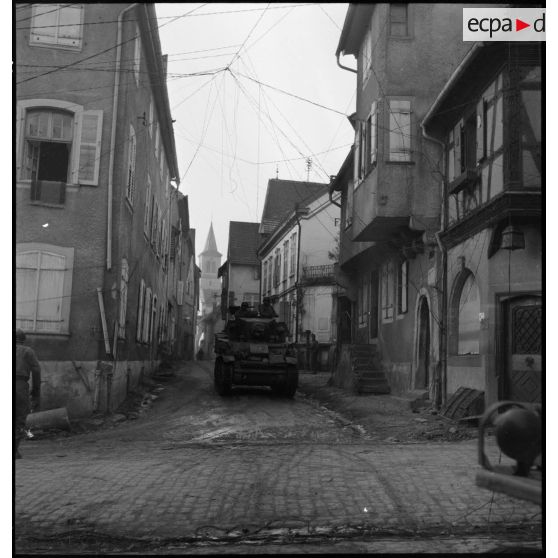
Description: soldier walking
xmin=15 ymin=329 xmax=41 ymax=460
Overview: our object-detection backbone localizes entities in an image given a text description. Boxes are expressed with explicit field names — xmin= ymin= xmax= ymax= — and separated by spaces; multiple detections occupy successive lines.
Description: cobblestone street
xmin=15 ymin=361 xmax=542 ymax=553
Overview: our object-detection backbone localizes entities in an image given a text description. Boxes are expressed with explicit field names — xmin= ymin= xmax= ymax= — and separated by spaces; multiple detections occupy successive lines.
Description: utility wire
xmin=233 ymin=72 xmax=347 ymax=116
xmin=16 ymin=3 xmax=209 ymax=85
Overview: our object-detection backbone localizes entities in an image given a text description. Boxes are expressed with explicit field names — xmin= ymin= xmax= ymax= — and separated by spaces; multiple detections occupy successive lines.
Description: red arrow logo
xmin=516 ymin=18 xmax=530 ymax=31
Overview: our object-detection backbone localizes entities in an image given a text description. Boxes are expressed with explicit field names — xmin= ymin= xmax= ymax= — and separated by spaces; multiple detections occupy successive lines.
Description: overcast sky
xmin=155 ymin=3 xmax=355 ymax=260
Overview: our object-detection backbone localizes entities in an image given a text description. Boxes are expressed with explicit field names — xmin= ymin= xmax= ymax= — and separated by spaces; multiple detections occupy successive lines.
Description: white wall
xmin=299 ymin=194 xmax=340 ymax=269
xmin=229 ymin=263 xmax=260 ymax=306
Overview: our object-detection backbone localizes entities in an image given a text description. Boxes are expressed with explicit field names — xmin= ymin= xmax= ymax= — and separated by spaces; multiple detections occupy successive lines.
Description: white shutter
xmin=177 ymin=281 xmax=184 ymax=305
xmin=353 ymin=124 xmax=360 ymax=186
xmin=78 ymin=110 xmax=103 ymax=185
xmin=69 ymin=109 xmax=83 ymax=184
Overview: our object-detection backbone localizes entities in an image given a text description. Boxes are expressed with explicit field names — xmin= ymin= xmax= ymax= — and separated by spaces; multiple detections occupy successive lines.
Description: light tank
xmin=213 ymin=305 xmax=298 ymax=397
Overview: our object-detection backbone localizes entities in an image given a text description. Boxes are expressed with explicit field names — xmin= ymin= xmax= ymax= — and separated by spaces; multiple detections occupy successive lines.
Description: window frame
xmin=361 ymin=24 xmax=373 ymax=86
xmin=126 ymin=124 xmax=137 ymax=205
xmin=144 ymin=176 xmax=152 ymax=239
xmin=136 ymin=279 xmax=145 ymax=342
xmin=282 ymin=240 xmax=289 ymax=283
xmin=455 ymin=271 xmax=481 ymax=356
xmin=396 ymin=260 xmax=408 ymax=316
xmin=17 ymin=99 xmax=104 ymax=188
xmin=118 ymin=258 xmax=129 ymax=338
xmin=133 ymin=26 xmax=141 ymax=85
xmin=381 ymin=260 xmax=395 ymax=323
xmin=29 ymin=4 xmax=85 ymax=51
xmin=389 ymin=3 xmax=410 ymax=39
xmin=289 ymin=232 xmax=297 ymax=277
xmin=388 ymin=99 xmax=412 ymax=163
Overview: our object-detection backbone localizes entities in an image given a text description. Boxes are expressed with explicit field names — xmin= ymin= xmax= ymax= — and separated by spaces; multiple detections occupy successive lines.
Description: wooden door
xmin=416 ymin=297 xmax=430 ymax=389
xmin=505 ymin=296 xmax=542 ymax=403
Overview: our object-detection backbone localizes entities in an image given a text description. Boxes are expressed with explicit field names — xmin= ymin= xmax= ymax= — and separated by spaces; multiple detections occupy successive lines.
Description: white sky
xmin=155 ymin=3 xmax=355 ymax=259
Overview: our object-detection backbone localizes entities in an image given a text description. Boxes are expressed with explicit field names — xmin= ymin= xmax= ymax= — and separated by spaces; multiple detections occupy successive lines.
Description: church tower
xmin=198 ymin=223 xmax=222 ymax=315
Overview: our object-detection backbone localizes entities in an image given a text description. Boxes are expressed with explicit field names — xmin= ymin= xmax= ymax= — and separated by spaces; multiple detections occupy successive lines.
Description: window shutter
xmin=119 ymin=259 xmax=129 ymax=338
xmin=144 ymin=179 xmax=152 ymax=237
xmin=389 ymin=100 xmax=411 ymax=162
xmin=127 ymin=125 xmax=137 ymax=202
xmin=78 ymin=110 xmax=103 ymax=185
xmin=477 ymin=100 xmax=485 ymax=163
xmin=136 ymin=279 xmax=145 ymax=342
xmin=177 ymin=281 xmax=184 ymax=305
xmin=133 ymin=31 xmax=141 ymax=85
xmin=353 ymin=125 xmax=361 ymax=185
xmin=454 ymin=121 xmax=462 ymax=174
xmin=16 ymin=104 xmax=24 ymax=177
xmin=359 ymin=122 xmax=367 ymax=178
xmin=370 ymin=101 xmax=377 ymax=165
xmin=151 ymin=295 xmax=157 ymax=344
xmin=143 ymin=287 xmax=152 ymax=343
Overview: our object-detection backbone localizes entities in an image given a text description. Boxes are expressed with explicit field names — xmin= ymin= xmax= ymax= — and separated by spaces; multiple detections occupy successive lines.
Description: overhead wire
xmin=15 ymin=3 xmax=316 ymax=27
xmin=16 ymin=3 xmax=209 ymax=85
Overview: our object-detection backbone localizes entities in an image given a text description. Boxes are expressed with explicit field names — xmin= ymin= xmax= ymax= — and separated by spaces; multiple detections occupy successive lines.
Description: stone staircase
xmin=351 ymin=344 xmax=390 ymax=395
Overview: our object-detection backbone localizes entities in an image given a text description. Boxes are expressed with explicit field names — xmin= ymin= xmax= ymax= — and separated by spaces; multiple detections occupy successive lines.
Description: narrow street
xmin=15 ymin=361 xmax=542 ymax=554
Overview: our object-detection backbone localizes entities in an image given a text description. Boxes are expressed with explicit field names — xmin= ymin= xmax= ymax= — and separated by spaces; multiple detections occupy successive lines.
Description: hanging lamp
xmin=501 ymin=224 xmax=525 ymax=251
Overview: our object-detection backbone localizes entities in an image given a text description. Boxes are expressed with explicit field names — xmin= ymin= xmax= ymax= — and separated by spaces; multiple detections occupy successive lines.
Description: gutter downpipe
xmin=421 ymin=123 xmax=447 ymax=410
xmin=336 ymin=52 xmax=357 ymax=74
xmin=107 ymin=3 xmax=138 ymax=270
xmin=294 ymin=210 xmax=303 ymax=345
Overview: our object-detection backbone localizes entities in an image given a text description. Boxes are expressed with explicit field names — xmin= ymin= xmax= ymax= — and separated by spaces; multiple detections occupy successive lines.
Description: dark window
xmin=24 ymin=109 xmax=73 ymax=204
xmin=460 ymin=113 xmax=477 ymax=173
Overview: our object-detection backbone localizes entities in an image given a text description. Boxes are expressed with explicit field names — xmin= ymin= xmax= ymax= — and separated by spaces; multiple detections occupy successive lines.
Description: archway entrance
xmin=416 ymin=297 xmax=430 ymax=390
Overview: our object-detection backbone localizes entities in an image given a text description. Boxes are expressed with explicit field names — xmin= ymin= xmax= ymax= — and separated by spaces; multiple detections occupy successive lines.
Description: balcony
xmin=301 ymin=264 xmax=335 ymax=285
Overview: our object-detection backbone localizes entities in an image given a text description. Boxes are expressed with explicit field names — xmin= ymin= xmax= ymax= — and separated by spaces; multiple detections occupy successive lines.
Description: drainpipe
xmin=421 ymin=123 xmax=447 ymax=409
xmin=336 ymin=52 xmax=357 ymax=74
xmin=106 ymin=3 xmax=138 ymax=270
xmin=294 ymin=211 xmax=303 ymax=345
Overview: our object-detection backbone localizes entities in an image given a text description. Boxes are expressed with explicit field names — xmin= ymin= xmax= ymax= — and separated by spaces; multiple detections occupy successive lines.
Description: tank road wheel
xmin=214 ymin=358 xmax=232 ymax=396
xmin=283 ymin=366 xmax=299 ymax=398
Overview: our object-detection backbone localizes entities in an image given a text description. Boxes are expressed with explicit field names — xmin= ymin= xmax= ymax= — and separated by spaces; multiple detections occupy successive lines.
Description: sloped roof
xmin=259 ymin=179 xmax=329 ymax=235
xmin=200 ymin=223 xmax=221 ymax=257
xmin=228 ymin=221 xmax=261 ymax=266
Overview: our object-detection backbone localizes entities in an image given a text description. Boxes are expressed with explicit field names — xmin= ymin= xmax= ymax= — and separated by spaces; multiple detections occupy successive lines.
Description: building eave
xmin=336 ymin=4 xmax=375 ymax=57
xmin=422 ymin=42 xmax=485 ymax=133
xmin=138 ymin=4 xmax=180 ymax=183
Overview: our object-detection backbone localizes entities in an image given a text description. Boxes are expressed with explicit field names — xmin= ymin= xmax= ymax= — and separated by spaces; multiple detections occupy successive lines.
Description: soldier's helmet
xmin=241 ymin=302 xmax=249 ymax=309
xmin=263 ymin=297 xmax=271 ymax=304
xmin=15 ymin=328 xmax=26 ymax=343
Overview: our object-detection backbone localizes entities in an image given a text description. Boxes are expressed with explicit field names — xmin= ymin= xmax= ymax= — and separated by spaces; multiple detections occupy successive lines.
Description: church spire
xmin=200 ymin=222 xmax=221 ymax=257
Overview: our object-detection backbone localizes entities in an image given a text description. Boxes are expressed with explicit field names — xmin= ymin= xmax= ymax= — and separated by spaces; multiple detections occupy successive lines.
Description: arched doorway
xmin=416 ymin=296 xmax=430 ymax=390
